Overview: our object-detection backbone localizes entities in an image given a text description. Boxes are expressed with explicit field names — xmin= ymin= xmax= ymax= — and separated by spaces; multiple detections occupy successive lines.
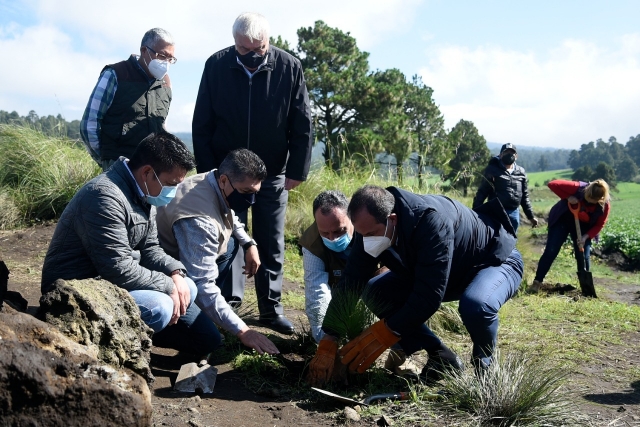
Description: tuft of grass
xmin=437 ymin=350 xmax=584 ymax=426
xmin=427 ymin=302 xmax=466 ymax=336
xmin=0 ymin=188 xmax=21 ymax=229
xmin=0 ymin=124 xmax=100 ymax=225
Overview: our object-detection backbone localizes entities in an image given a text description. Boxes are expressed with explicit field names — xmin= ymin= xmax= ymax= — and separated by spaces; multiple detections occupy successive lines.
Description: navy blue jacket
xmin=322 ymin=187 xmax=516 ymax=337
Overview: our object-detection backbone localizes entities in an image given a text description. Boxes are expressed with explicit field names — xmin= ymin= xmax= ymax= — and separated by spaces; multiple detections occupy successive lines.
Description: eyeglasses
xmin=145 ymin=46 xmax=177 ymax=64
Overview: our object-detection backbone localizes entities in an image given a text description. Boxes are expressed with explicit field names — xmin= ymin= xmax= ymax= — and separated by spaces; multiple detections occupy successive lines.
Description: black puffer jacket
xmin=41 ymin=159 xmax=184 ymax=294
xmin=192 ymin=45 xmax=313 ymax=180
xmin=473 ymin=156 xmax=534 ymax=220
xmin=322 ymin=187 xmax=517 ymax=338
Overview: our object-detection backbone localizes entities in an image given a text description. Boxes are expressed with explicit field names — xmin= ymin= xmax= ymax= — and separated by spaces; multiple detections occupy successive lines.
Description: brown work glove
xmin=339 ymin=319 xmax=400 ymax=373
xmin=307 ymin=338 xmax=339 ymax=387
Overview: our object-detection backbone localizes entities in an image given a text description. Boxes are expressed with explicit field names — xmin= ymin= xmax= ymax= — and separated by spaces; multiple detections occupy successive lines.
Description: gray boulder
xmin=38 ymin=278 xmax=154 ymax=384
xmin=0 ymin=305 xmax=152 ymax=426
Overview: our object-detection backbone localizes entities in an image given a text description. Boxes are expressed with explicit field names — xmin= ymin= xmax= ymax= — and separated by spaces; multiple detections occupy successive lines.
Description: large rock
xmin=0 ymin=305 xmax=152 ymax=426
xmin=38 ymin=278 xmax=154 ymax=384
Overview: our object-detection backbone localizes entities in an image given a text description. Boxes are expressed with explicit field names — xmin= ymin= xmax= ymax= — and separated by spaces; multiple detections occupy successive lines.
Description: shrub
xmin=0 ymin=124 xmax=100 ymax=223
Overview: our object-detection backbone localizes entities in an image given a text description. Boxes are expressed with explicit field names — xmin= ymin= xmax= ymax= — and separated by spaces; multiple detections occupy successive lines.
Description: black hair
xmin=218 ymin=149 xmax=267 ymax=183
xmin=128 ymin=132 xmax=196 ymax=174
xmin=312 ymin=190 xmax=348 ymax=216
xmin=347 ymin=185 xmax=394 ymax=224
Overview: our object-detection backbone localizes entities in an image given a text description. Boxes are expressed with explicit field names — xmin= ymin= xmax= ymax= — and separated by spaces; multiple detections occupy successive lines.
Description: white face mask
xmin=362 ymin=219 xmax=394 ymax=258
xmin=148 ymin=58 xmax=169 ymax=79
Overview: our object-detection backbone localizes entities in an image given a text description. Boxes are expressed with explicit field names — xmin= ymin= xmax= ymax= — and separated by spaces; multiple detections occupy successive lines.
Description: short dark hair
xmin=128 ymin=132 xmax=196 ymax=174
xmin=347 ymin=185 xmax=394 ymax=224
xmin=312 ymin=190 xmax=348 ymax=217
xmin=218 ymin=149 xmax=267 ymax=183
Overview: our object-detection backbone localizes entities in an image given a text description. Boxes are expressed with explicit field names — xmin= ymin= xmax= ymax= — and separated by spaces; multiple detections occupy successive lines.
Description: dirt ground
xmin=1 ymin=223 xmax=639 ymax=426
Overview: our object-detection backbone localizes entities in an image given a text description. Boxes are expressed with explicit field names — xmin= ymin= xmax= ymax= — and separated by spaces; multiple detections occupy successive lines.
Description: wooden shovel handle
xmin=568 ymin=200 xmax=584 ymax=252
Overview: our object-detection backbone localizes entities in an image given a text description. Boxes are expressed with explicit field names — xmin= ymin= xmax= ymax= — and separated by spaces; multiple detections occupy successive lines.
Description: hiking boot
xmin=420 ymin=348 xmax=464 ymax=384
xmin=384 ymin=349 xmax=420 ymax=378
xmin=527 ymin=279 xmax=543 ymax=294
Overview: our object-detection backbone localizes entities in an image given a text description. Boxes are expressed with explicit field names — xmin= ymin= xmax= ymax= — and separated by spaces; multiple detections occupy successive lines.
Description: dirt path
xmin=2 ymin=223 xmax=639 ymax=426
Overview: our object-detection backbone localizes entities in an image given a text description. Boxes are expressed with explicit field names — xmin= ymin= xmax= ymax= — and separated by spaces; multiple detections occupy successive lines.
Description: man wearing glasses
xmin=80 ymin=28 xmax=177 ymax=171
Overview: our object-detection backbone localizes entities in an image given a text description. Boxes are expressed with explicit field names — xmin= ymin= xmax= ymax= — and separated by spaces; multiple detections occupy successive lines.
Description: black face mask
xmin=237 ymin=50 xmax=265 ymax=69
xmin=502 ymin=153 xmax=516 ymax=165
xmin=226 ymin=179 xmax=256 ymax=213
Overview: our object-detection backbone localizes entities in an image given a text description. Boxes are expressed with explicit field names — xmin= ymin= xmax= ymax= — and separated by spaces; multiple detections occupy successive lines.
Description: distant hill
xmin=172 ymin=133 xmax=571 ymax=173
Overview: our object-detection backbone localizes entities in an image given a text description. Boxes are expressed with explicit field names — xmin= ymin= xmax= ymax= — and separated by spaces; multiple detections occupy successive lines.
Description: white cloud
xmin=420 ymin=34 xmax=640 ymax=148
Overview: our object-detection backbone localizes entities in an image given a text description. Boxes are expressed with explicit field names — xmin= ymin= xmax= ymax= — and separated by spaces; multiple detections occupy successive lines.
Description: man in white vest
xmin=156 ymin=149 xmax=278 ymax=354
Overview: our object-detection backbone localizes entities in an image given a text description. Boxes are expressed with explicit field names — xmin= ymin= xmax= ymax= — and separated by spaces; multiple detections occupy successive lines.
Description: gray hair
xmin=313 ymin=190 xmax=348 ymax=217
xmin=232 ymin=12 xmax=270 ymax=42
xmin=141 ymin=28 xmax=174 ymax=48
xmin=218 ymin=149 xmax=267 ymax=183
xmin=348 ymin=185 xmax=395 ymax=224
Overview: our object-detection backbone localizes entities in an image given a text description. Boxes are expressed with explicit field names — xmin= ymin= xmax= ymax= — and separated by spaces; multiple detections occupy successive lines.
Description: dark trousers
xmin=364 ymin=249 xmax=523 ymax=367
xmin=225 ymin=175 xmax=287 ymax=317
xmin=535 ymin=219 xmax=592 ymax=282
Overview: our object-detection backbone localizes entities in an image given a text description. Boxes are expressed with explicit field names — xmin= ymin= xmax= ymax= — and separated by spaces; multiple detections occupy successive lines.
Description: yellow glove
xmin=339 ymin=320 xmax=400 ymax=373
xmin=307 ymin=338 xmax=338 ymax=387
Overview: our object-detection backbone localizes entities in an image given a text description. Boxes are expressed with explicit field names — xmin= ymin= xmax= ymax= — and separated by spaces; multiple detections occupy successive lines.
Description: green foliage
xmin=319 ymin=285 xmax=378 ymax=342
xmin=568 ymin=136 xmax=639 ymax=183
xmin=571 ymin=165 xmax=593 ymax=182
xmin=0 ymin=124 xmax=100 ymax=225
xmin=592 ymin=161 xmax=617 ymax=188
xmin=0 ymin=109 xmax=81 ymax=140
xmin=232 ymin=352 xmax=285 ymax=376
xmin=526 ymin=169 xmax=573 ymax=188
xmin=596 ymin=183 xmax=640 ymax=262
xmin=445 ymin=119 xmax=490 ymax=197
xmin=438 ymin=351 xmax=581 ymax=426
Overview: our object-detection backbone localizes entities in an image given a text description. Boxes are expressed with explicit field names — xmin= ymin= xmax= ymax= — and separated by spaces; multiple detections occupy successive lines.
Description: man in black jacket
xmin=192 ymin=12 xmax=313 ymax=334
xmin=307 ymin=185 xmax=524 ymax=387
xmin=473 ymin=143 xmax=538 ymax=234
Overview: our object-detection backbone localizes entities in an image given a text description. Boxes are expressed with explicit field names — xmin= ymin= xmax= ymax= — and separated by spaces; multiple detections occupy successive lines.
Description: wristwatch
xmin=171 ymin=269 xmax=186 ymax=278
xmin=243 ymin=239 xmax=257 ymax=250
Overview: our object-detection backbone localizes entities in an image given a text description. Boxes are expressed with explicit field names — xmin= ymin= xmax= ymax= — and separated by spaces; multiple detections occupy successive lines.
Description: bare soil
xmin=1 ymin=223 xmax=639 ymax=426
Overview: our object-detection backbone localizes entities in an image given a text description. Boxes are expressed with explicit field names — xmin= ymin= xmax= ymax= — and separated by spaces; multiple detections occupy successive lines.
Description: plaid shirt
xmin=80 ymin=68 xmax=118 ymax=162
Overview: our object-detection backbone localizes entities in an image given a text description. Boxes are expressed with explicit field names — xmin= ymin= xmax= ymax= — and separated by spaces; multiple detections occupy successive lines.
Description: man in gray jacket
xmin=41 ymin=132 xmax=220 ymax=356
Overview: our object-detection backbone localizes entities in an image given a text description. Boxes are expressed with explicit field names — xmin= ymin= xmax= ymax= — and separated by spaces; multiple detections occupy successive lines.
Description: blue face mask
xmin=321 ymin=232 xmax=351 ymax=253
xmin=144 ymin=169 xmax=177 ymax=207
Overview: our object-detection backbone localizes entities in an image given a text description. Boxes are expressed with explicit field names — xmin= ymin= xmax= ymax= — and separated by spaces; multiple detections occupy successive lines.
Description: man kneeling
xmin=42 ymin=132 xmax=221 ymax=356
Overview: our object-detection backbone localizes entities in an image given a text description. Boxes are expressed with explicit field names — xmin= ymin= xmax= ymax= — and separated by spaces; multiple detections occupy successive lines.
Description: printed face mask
xmin=321 ymin=232 xmax=351 ymax=253
xmin=144 ymin=169 xmax=177 ymax=207
xmin=237 ymin=50 xmax=265 ymax=69
xmin=362 ymin=219 xmax=394 ymax=258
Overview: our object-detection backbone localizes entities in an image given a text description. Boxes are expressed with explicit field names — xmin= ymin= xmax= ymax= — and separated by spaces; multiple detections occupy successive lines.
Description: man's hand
xmin=307 ymin=337 xmax=338 ymax=388
xmin=530 ymin=217 xmax=539 ymax=228
xmin=243 ymin=245 xmax=261 ymax=278
xmin=339 ymin=320 xmax=400 ymax=373
xmin=171 ymin=271 xmax=191 ymax=316
xmin=580 ymin=233 xmax=590 ymax=246
xmin=237 ymin=328 xmax=279 ymax=354
xmin=169 ymin=286 xmax=181 ymax=326
xmin=284 ymin=178 xmax=302 ymax=191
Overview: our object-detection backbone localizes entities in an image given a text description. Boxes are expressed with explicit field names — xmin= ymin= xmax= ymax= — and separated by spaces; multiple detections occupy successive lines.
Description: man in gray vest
xmin=80 ymin=28 xmax=176 ymax=171
xmin=156 ymin=149 xmax=279 ymax=353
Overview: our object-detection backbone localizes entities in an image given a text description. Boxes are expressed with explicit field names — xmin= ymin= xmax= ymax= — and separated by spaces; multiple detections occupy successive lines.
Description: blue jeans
xmin=129 ymin=277 xmax=222 ymax=356
xmin=535 ymin=218 xmax=592 ymax=282
xmin=363 ymin=248 xmax=523 ymax=367
xmin=506 ymin=208 xmax=520 ymax=234
xmin=215 ymin=234 xmax=240 ymax=306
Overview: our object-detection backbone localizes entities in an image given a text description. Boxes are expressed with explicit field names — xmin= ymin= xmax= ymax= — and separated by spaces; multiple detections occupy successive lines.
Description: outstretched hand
xmin=237 ymin=328 xmax=279 ymax=355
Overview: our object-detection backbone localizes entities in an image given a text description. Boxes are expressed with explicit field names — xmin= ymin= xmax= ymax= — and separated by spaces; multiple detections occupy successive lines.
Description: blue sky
xmin=1 ymin=0 xmax=639 ymax=149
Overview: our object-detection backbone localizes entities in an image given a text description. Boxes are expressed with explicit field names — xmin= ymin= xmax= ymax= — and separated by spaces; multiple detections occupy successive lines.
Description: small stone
xmin=188 ymin=420 xmax=202 ymax=427
xmin=191 ymin=395 xmax=202 ymax=403
xmin=344 ymin=406 xmax=360 ymax=423
xmin=377 ymin=414 xmax=394 ymax=426
xmin=617 ymin=406 xmax=626 ymax=412
xmin=188 ymin=407 xmax=199 ymax=414
xmin=354 ymin=405 xmax=362 ymax=412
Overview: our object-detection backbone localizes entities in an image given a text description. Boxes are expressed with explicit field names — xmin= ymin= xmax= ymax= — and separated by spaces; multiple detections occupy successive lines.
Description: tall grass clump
xmin=436 ymin=350 xmax=582 ymax=426
xmin=0 ymin=188 xmax=21 ymax=229
xmin=0 ymin=124 xmax=100 ymax=223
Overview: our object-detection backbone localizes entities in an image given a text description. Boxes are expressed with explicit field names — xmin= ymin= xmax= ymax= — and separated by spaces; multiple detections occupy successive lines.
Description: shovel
xmin=311 ymin=387 xmax=410 ymax=406
xmin=568 ymin=201 xmax=597 ymax=298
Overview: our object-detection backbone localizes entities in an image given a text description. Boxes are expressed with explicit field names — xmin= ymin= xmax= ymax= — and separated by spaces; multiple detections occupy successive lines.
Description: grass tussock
xmin=436 ymin=350 xmax=584 ymax=426
xmin=0 ymin=124 xmax=100 ymax=225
